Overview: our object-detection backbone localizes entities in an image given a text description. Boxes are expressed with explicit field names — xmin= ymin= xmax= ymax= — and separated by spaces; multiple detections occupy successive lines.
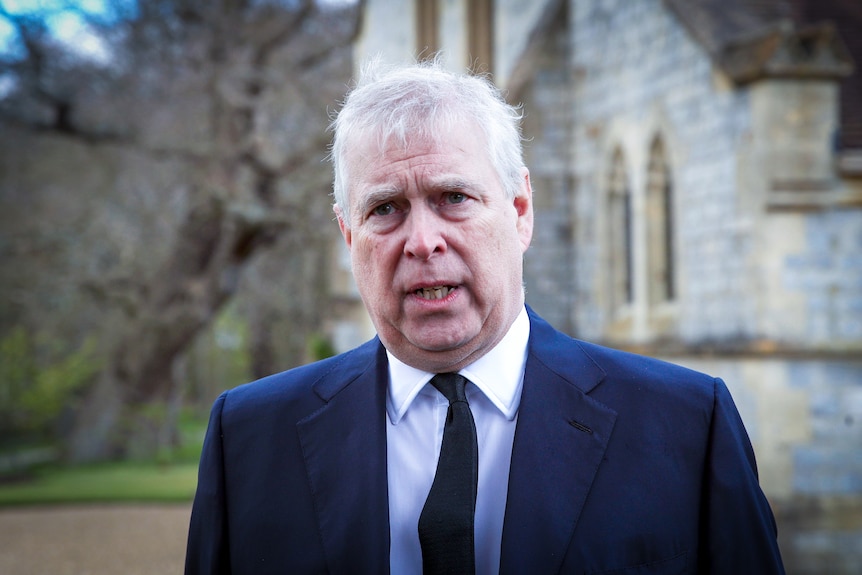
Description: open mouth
xmin=415 ymin=286 xmax=456 ymax=300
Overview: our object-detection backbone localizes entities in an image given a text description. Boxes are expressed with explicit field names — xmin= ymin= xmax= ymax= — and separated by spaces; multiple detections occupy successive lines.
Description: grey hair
xmin=329 ymin=57 xmax=526 ymax=225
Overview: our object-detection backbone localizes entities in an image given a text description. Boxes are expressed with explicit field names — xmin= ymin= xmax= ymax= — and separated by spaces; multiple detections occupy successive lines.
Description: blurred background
xmin=0 ymin=0 xmax=860 ymax=573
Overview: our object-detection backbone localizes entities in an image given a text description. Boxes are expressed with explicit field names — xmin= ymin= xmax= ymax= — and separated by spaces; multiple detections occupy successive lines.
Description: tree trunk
xmin=65 ymin=192 xmax=274 ymax=462
xmin=249 ymin=309 xmax=277 ymax=381
xmin=2 ymin=0 xmax=363 ymax=463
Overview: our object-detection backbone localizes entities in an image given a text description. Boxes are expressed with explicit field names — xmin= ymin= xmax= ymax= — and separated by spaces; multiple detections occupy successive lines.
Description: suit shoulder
xmin=528 ymin=308 xmax=716 ymax=393
xmin=219 ymin=338 xmax=381 ymax=416
xmin=572 ymin=339 xmax=723 ymax=421
xmin=577 ymin=339 xmax=715 ymax=386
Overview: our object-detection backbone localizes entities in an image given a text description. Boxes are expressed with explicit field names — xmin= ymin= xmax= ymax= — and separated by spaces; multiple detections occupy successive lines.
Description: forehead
xmin=363 ymin=116 xmax=471 ymax=149
xmin=346 ymin=122 xmax=490 ymax=182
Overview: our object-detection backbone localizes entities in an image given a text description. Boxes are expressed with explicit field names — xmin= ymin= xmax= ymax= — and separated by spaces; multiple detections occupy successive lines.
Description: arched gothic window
xmin=416 ymin=0 xmax=439 ymax=58
xmin=468 ymin=0 xmax=494 ymax=75
xmin=607 ymin=148 xmax=633 ymax=312
xmin=417 ymin=0 xmax=494 ymax=75
xmin=646 ymin=137 xmax=675 ymax=305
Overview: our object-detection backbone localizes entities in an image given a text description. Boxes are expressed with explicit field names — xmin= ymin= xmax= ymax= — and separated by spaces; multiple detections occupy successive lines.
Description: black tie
xmin=418 ymin=373 xmax=478 ymax=575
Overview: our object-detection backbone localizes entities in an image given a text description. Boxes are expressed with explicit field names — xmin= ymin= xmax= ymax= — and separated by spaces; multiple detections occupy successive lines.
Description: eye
xmin=372 ymin=202 xmax=395 ymax=217
xmin=444 ymin=191 xmax=467 ymax=204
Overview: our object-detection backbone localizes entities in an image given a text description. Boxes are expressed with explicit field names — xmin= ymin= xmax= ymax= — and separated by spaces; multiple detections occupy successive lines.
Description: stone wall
xmin=520 ymin=2 xmax=577 ymax=334
xmin=568 ymin=0 xmax=862 ymax=350
xmin=566 ymin=0 xmax=862 ymax=571
xmin=671 ymin=355 xmax=862 ymax=573
xmin=349 ymin=3 xmax=862 ymax=569
xmin=354 ymin=0 xmax=416 ymax=67
xmin=770 ymin=209 xmax=862 ymax=347
xmin=570 ymin=0 xmax=753 ymax=344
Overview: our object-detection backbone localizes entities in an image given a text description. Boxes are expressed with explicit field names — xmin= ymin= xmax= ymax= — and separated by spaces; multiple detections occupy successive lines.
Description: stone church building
xmin=330 ymin=1 xmax=862 ymax=571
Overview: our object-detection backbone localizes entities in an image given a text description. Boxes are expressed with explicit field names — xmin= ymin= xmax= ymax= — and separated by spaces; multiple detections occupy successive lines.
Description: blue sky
xmin=0 ymin=0 xmax=353 ymax=58
xmin=0 ymin=0 xmax=117 ymax=58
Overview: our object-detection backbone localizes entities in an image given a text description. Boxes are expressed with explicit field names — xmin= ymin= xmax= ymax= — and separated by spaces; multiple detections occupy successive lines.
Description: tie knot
xmin=430 ymin=373 xmax=468 ymax=404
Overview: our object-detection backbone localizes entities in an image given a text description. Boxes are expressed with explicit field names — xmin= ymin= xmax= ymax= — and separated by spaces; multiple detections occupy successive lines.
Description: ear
xmin=334 ymin=204 xmax=352 ymax=249
xmin=514 ymin=168 xmax=533 ymax=253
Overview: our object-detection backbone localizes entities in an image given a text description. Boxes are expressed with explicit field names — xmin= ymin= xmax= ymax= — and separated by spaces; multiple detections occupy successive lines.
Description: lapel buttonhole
xmin=568 ymin=419 xmax=593 ymax=434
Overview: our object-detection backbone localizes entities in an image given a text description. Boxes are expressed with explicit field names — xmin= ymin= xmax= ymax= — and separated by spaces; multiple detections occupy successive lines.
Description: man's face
xmin=336 ymin=122 xmax=533 ymax=373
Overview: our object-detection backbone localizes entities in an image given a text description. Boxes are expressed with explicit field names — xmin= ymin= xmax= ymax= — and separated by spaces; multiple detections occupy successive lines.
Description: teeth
xmin=417 ymin=286 xmax=452 ymax=300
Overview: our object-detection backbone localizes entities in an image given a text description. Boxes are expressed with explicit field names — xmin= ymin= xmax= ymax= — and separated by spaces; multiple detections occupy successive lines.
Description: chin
xmin=409 ymin=338 xmax=466 ymax=354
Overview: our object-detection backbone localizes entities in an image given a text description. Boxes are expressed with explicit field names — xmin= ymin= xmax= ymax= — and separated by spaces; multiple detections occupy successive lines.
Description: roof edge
xmin=719 ymin=21 xmax=855 ymax=85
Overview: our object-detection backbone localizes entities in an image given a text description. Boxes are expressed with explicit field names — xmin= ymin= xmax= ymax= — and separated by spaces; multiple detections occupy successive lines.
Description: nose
xmin=403 ymin=206 xmax=447 ymax=260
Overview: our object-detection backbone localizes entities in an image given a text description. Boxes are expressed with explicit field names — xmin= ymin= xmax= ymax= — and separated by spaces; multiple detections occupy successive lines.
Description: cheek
xmin=350 ymin=241 xmax=373 ymax=279
xmin=467 ymin=229 xmax=523 ymax=284
xmin=352 ymin=238 xmax=392 ymax=284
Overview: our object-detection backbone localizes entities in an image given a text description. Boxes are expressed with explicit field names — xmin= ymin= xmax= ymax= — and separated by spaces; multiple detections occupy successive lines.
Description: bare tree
xmin=0 ymin=0 xmax=361 ymax=461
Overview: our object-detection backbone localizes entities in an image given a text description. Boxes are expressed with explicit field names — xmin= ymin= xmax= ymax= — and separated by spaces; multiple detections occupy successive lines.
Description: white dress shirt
xmin=386 ymin=307 xmax=530 ymax=575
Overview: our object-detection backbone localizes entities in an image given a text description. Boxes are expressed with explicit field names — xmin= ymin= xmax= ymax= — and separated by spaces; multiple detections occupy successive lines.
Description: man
xmin=185 ymin=61 xmax=785 ymax=574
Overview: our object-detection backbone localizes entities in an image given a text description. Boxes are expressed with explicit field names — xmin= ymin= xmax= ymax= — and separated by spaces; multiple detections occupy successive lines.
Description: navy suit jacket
xmin=186 ymin=308 xmax=784 ymax=574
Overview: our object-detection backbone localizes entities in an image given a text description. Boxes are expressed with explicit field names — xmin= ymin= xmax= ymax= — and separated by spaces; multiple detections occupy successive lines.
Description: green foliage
xmin=0 ymin=328 xmax=35 ymax=410
xmin=20 ymin=341 xmax=100 ymax=429
xmin=0 ymin=328 xmax=101 ymax=444
xmin=126 ymin=405 xmax=207 ymax=465
xmin=307 ymin=333 xmax=336 ymax=362
xmin=172 ymin=412 xmax=208 ymax=463
xmin=212 ymin=306 xmax=252 ymax=383
xmin=186 ymin=304 xmax=252 ymax=405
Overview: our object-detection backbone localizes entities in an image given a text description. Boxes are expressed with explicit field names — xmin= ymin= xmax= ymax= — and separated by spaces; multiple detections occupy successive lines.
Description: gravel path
xmin=0 ymin=504 xmax=191 ymax=575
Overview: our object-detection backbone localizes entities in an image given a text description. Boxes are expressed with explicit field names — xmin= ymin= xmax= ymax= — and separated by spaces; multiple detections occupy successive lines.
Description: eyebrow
xmin=433 ymin=177 xmax=475 ymax=192
xmin=356 ymin=187 xmax=403 ymax=217
xmin=355 ymin=176 xmax=482 ymax=217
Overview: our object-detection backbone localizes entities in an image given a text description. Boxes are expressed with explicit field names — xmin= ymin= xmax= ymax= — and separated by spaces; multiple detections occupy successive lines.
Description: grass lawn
xmin=0 ymin=416 xmax=205 ymax=506
xmin=0 ymin=460 xmax=199 ymax=506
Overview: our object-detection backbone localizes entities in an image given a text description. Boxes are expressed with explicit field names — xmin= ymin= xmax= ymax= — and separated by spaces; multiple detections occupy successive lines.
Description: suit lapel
xmin=296 ymin=342 xmax=390 ymax=574
xmin=500 ymin=312 xmax=618 ymax=574
xmin=293 ymin=313 xmax=617 ymax=573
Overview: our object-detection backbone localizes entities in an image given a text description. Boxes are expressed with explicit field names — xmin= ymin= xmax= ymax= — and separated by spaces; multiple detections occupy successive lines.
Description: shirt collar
xmin=386 ymin=307 xmax=530 ymax=424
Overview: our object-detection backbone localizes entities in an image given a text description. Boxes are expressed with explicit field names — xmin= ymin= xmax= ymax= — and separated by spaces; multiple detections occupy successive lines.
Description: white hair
xmin=329 ymin=57 xmax=526 ymax=225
